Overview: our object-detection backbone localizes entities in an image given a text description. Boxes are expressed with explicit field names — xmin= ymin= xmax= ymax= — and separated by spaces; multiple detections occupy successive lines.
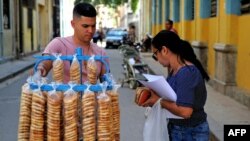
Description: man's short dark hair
xmin=73 ymin=2 xmax=97 ymax=18
xmin=166 ymin=19 xmax=173 ymax=25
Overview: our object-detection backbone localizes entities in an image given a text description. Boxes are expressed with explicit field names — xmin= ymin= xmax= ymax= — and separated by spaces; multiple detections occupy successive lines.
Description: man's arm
xmin=99 ymin=61 xmax=110 ymax=82
xmin=38 ymin=37 xmax=63 ymax=77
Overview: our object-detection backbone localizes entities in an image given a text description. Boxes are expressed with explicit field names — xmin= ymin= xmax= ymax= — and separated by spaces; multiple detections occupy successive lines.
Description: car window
xmin=107 ymin=30 xmax=126 ymax=36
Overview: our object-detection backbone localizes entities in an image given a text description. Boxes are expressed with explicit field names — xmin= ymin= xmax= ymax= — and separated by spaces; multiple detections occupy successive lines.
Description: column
xmin=191 ymin=41 xmax=208 ymax=72
xmin=213 ymin=43 xmax=237 ymax=95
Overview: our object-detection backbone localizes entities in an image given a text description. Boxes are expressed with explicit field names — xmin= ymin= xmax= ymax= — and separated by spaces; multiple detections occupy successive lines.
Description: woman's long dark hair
xmin=152 ymin=30 xmax=210 ymax=81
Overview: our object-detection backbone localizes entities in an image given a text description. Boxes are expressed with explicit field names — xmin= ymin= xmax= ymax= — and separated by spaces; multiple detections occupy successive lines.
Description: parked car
xmin=105 ymin=29 xmax=128 ymax=49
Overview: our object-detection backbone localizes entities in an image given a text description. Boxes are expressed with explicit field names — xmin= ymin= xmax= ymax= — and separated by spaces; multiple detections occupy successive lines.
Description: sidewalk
xmin=140 ymin=52 xmax=250 ymax=141
xmin=0 ymin=52 xmax=42 ymax=83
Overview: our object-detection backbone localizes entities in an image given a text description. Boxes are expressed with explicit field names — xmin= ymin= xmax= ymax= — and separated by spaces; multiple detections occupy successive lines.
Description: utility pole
xmin=0 ymin=0 xmax=3 ymax=57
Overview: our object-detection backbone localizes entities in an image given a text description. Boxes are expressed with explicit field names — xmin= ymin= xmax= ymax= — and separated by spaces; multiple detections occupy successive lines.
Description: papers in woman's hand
xmin=138 ymin=74 xmax=177 ymax=101
xmin=139 ymin=74 xmax=183 ymax=119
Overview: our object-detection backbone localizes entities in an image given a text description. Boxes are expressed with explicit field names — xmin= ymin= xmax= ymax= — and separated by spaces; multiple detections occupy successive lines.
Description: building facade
xmin=139 ymin=0 xmax=250 ymax=108
xmin=0 ymin=0 xmax=60 ymax=61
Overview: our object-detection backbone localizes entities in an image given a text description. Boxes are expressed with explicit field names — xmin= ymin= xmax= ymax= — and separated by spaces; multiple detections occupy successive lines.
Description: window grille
xmin=241 ymin=0 xmax=250 ymax=14
xmin=191 ymin=0 xmax=195 ymax=20
xmin=211 ymin=0 xmax=217 ymax=17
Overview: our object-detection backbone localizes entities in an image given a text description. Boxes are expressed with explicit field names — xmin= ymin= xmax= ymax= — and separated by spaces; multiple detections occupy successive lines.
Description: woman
xmin=143 ymin=30 xmax=210 ymax=141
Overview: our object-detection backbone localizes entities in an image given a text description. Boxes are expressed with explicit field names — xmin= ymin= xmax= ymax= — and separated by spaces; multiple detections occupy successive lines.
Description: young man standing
xmin=38 ymin=2 xmax=109 ymax=83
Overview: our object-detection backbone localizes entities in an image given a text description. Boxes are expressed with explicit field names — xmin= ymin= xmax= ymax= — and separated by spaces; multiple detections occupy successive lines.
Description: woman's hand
xmin=142 ymin=90 xmax=160 ymax=107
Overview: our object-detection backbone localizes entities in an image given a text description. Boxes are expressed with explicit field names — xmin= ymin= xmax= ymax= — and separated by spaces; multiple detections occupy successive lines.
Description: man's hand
xmin=37 ymin=64 xmax=47 ymax=77
xmin=36 ymin=60 xmax=52 ymax=77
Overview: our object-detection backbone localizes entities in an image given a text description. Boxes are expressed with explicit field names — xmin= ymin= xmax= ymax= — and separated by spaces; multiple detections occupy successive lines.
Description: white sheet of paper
xmin=139 ymin=74 xmax=177 ymax=101
xmin=139 ymin=74 xmax=183 ymax=119
xmin=164 ymin=109 xmax=183 ymax=119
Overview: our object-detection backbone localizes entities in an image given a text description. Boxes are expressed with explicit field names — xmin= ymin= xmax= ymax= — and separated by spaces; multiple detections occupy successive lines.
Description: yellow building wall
xmin=217 ymin=0 xmax=238 ymax=45
xmin=181 ymin=21 xmax=195 ymax=41
xmin=207 ymin=18 xmax=218 ymax=77
xmin=237 ymin=15 xmax=250 ymax=91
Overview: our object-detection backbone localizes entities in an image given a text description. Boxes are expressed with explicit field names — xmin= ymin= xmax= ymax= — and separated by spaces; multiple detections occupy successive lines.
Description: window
xmin=211 ymin=0 xmax=217 ymax=17
xmin=53 ymin=0 xmax=60 ymax=7
xmin=28 ymin=9 xmax=33 ymax=28
xmin=185 ymin=0 xmax=194 ymax=20
xmin=241 ymin=0 xmax=250 ymax=14
xmin=3 ymin=0 xmax=10 ymax=29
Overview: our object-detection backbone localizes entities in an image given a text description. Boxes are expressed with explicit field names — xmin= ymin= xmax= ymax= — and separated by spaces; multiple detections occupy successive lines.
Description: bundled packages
xmin=17 ymin=52 xmax=120 ymax=141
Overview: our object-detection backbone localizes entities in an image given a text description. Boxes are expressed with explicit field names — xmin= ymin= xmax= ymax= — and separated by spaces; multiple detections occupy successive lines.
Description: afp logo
xmin=224 ymin=125 xmax=250 ymax=141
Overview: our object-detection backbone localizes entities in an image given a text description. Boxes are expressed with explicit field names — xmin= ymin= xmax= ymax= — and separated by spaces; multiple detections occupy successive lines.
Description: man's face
xmin=165 ymin=22 xmax=172 ymax=30
xmin=72 ymin=16 xmax=96 ymax=42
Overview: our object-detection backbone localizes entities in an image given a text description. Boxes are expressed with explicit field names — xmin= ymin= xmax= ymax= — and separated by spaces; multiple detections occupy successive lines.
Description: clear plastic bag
xmin=63 ymin=82 xmax=79 ymax=140
xmin=52 ymin=53 xmax=64 ymax=83
xmin=82 ymin=84 xmax=96 ymax=141
xmin=70 ymin=54 xmax=80 ymax=84
xmin=87 ymin=55 xmax=98 ymax=84
xmin=143 ymin=98 xmax=168 ymax=141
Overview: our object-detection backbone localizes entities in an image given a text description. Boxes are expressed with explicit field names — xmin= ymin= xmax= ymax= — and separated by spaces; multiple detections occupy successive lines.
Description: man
xmin=165 ymin=19 xmax=178 ymax=34
xmin=127 ymin=24 xmax=136 ymax=46
xmin=38 ymin=2 xmax=109 ymax=83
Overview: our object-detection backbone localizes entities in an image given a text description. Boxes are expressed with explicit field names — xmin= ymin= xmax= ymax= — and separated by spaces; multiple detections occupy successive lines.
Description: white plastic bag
xmin=143 ymin=98 xmax=168 ymax=141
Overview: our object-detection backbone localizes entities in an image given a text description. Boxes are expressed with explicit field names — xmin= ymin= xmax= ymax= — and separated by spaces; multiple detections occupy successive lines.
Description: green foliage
xmin=74 ymin=0 xmax=92 ymax=5
xmin=131 ymin=0 xmax=138 ymax=13
xmin=74 ymin=0 xmax=137 ymax=13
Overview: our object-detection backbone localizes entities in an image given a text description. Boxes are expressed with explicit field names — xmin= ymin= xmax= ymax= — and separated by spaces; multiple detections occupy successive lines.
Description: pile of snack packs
xmin=17 ymin=51 xmax=121 ymax=141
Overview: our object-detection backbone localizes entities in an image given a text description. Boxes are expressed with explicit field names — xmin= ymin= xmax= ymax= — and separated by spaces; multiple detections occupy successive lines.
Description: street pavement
xmin=0 ymin=48 xmax=250 ymax=141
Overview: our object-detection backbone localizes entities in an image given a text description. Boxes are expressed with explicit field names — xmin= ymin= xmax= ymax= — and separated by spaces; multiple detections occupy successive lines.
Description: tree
xmin=131 ymin=0 xmax=139 ymax=13
xmin=74 ymin=0 xmax=92 ymax=5
xmin=73 ymin=0 xmax=139 ymax=14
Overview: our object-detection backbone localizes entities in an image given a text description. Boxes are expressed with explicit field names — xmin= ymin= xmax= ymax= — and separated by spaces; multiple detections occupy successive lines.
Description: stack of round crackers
xmin=47 ymin=92 xmax=63 ymax=140
xmin=70 ymin=59 xmax=81 ymax=84
xmin=97 ymin=96 xmax=113 ymax=141
xmin=87 ymin=61 xmax=98 ymax=84
xmin=18 ymin=83 xmax=33 ymax=140
xmin=63 ymin=94 xmax=78 ymax=141
xmin=29 ymin=91 xmax=46 ymax=140
xmin=108 ymin=91 xmax=120 ymax=140
xmin=52 ymin=59 xmax=64 ymax=83
xmin=82 ymin=91 xmax=96 ymax=141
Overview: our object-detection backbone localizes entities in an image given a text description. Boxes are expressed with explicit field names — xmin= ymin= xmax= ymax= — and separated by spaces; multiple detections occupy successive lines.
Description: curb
xmin=0 ymin=63 xmax=35 ymax=83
